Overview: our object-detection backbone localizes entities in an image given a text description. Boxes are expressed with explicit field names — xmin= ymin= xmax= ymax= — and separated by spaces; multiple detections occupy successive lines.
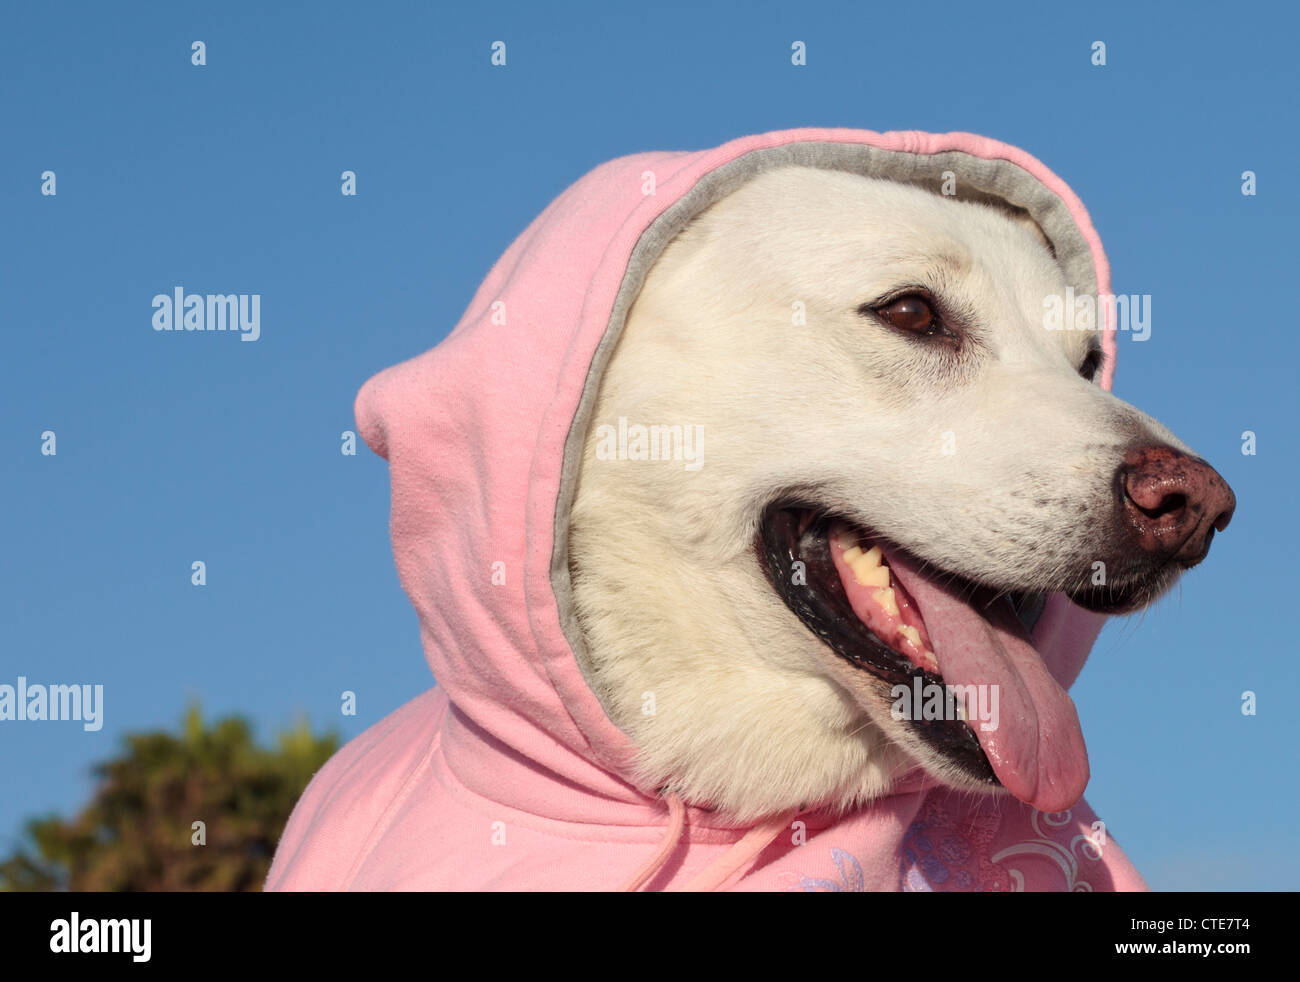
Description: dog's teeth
xmin=851 ymin=562 xmax=890 ymax=589
xmin=872 ymin=587 xmax=900 ymax=617
xmin=861 ymin=545 xmax=883 ymax=567
xmin=842 ymin=545 xmax=863 ymax=562
xmin=897 ymin=625 xmax=921 ymax=647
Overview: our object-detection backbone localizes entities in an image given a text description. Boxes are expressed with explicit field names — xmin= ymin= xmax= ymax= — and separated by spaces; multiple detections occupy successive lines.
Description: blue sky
xmin=1 ymin=0 xmax=1296 ymax=890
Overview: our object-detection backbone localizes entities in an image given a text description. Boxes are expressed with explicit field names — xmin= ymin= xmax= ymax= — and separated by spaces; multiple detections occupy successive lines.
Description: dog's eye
xmin=875 ymin=295 xmax=939 ymax=334
xmin=1079 ymin=348 xmax=1102 ymax=382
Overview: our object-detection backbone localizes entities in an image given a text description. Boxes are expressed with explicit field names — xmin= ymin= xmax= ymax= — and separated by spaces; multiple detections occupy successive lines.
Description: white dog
xmin=268 ymin=133 xmax=1236 ymax=892
xmin=568 ymin=166 xmax=1234 ymax=822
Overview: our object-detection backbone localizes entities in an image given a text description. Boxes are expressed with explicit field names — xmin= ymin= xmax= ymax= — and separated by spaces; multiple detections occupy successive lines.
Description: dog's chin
xmin=755 ymin=502 xmax=1171 ymax=810
xmin=1064 ymin=567 xmax=1181 ymax=616
xmin=757 ymin=505 xmax=1001 ymax=792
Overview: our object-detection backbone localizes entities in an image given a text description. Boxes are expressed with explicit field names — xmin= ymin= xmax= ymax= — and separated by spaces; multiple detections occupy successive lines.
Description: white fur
xmin=567 ymin=168 xmax=1190 ymax=821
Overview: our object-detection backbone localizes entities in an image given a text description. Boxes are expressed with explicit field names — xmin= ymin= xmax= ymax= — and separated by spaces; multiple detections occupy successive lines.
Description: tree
xmin=0 ymin=705 xmax=337 ymax=891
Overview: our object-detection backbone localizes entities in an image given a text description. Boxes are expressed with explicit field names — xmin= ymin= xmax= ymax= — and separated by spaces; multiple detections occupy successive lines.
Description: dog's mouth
xmin=758 ymin=504 xmax=1089 ymax=812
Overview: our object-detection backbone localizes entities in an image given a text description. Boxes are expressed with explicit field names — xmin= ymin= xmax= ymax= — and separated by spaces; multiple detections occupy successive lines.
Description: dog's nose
xmin=1118 ymin=446 xmax=1235 ymax=566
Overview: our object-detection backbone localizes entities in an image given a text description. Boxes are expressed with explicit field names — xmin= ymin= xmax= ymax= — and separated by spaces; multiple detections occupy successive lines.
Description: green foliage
xmin=0 ymin=704 xmax=337 ymax=892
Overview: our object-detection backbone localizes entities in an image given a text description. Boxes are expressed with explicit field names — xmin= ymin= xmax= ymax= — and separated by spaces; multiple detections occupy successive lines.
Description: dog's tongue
xmin=886 ymin=551 xmax=1090 ymax=812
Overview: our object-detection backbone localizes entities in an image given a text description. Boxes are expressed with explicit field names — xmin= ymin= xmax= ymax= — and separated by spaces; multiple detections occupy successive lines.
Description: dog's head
xmin=567 ymin=166 xmax=1234 ymax=820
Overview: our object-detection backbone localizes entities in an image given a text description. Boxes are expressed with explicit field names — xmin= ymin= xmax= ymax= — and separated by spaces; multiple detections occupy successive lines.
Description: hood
xmin=356 ymin=127 xmax=1116 ymax=784
xmin=271 ymin=128 xmax=1147 ymax=892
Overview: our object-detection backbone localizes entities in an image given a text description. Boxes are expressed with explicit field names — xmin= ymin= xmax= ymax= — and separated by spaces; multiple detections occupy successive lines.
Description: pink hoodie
xmin=267 ymin=128 xmax=1148 ymax=892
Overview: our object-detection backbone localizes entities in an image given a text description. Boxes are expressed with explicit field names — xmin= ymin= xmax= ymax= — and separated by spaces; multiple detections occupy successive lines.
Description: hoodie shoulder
xmin=265 ymin=687 xmax=448 ymax=891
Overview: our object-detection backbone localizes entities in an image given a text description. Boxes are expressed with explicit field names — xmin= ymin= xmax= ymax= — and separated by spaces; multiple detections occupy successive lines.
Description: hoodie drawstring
xmin=620 ymin=793 xmax=687 ymax=892
xmin=620 ymin=793 xmax=798 ymax=892
xmin=677 ymin=810 xmax=795 ymax=891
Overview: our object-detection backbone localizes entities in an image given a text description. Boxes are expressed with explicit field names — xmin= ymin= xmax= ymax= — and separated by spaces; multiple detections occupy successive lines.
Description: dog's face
xmin=568 ymin=167 xmax=1234 ymax=820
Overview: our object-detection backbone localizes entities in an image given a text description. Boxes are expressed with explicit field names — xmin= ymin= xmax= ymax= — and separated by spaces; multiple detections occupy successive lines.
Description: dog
xmin=267 ymin=131 xmax=1235 ymax=892
xmin=568 ymin=166 xmax=1235 ymax=822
